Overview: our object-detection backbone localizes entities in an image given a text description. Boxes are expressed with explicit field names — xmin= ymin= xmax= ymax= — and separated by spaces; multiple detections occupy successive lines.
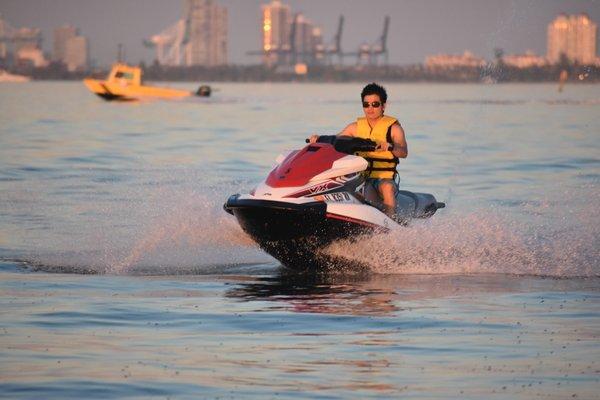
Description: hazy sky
xmin=1 ymin=0 xmax=598 ymax=67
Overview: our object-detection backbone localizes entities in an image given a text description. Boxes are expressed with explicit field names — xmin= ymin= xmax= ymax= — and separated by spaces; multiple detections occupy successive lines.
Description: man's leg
xmin=378 ymin=180 xmax=397 ymax=219
xmin=363 ymin=180 xmax=382 ymax=206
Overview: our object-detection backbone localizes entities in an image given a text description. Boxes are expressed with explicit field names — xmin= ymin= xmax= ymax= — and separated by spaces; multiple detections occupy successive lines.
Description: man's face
xmin=362 ymin=94 xmax=385 ymax=119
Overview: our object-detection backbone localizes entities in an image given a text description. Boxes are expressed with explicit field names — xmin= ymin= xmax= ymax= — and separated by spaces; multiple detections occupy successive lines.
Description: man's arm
xmin=337 ymin=122 xmax=357 ymax=137
xmin=379 ymin=123 xmax=407 ymax=158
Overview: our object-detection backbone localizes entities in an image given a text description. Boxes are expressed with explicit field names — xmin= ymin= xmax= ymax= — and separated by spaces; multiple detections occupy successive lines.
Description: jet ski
xmin=224 ymin=135 xmax=445 ymax=271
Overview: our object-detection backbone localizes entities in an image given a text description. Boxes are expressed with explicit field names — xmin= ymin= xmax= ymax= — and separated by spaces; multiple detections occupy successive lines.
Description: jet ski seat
xmin=396 ymin=190 xmax=445 ymax=220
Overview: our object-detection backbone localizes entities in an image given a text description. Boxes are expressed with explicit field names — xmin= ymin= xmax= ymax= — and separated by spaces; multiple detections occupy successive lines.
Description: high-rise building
xmin=53 ymin=25 xmax=88 ymax=70
xmin=261 ymin=0 xmax=291 ymax=66
xmin=294 ymin=14 xmax=323 ymax=65
xmin=53 ymin=25 xmax=78 ymax=62
xmin=0 ymin=14 xmax=7 ymax=59
xmin=184 ymin=0 xmax=227 ymax=66
xmin=547 ymin=13 xmax=597 ymax=65
xmin=64 ymin=36 xmax=88 ymax=71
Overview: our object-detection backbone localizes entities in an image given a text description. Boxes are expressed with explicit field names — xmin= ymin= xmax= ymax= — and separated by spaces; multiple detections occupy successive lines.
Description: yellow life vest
xmin=355 ymin=115 xmax=399 ymax=179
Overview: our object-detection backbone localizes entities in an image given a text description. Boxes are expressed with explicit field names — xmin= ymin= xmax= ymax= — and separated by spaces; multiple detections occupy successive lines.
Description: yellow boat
xmin=84 ymin=63 xmax=211 ymax=101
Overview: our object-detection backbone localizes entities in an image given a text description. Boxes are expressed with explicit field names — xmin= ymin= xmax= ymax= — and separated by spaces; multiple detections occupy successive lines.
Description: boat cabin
xmin=107 ymin=64 xmax=142 ymax=86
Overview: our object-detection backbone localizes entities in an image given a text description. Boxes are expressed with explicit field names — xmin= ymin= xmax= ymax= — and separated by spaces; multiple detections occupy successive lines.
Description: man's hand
xmin=308 ymin=134 xmax=319 ymax=143
xmin=375 ymin=141 xmax=392 ymax=152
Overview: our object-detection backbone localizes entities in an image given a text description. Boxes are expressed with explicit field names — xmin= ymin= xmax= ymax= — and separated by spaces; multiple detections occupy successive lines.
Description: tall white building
xmin=261 ymin=1 xmax=324 ymax=67
xmin=0 ymin=14 xmax=7 ymax=59
xmin=64 ymin=36 xmax=88 ymax=71
xmin=294 ymin=14 xmax=323 ymax=65
xmin=53 ymin=25 xmax=88 ymax=71
xmin=261 ymin=0 xmax=291 ymax=66
xmin=53 ymin=25 xmax=78 ymax=62
xmin=547 ymin=13 xmax=597 ymax=65
xmin=184 ymin=0 xmax=227 ymax=66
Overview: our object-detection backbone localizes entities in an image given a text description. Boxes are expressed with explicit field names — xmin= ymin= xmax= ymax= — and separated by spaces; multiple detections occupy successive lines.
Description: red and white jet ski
xmin=224 ymin=136 xmax=445 ymax=271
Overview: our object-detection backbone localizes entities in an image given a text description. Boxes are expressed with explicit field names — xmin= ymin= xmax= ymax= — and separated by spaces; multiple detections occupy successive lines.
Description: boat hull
xmin=224 ymin=194 xmax=384 ymax=271
xmin=84 ymin=78 xmax=192 ymax=101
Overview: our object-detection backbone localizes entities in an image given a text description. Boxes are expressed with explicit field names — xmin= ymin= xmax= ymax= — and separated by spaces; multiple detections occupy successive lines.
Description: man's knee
xmin=378 ymin=181 xmax=394 ymax=194
xmin=378 ymin=181 xmax=396 ymax=203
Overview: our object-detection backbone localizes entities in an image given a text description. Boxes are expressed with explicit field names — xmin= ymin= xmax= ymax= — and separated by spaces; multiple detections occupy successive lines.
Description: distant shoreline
xmin=9 ymin=63 xmax=600 ymax=83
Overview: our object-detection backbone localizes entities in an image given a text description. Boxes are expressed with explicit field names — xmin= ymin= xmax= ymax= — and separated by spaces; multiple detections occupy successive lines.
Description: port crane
xmin=0 ymin=15 xmax=42 ymax=54
xmin=249 ymin=14 xmax=389 ymax=67
xmin=344 ymin=16 xmax=390 ymax=66
xmin=143 ymin=19 xmax=188 ymax=66
xmin=143 ymin=2 xmax=192 ymax=66
xmin=371 ymin=15 xmax=390 ymax=65
xmin=323 ymin=15 xmax=344 ymax=65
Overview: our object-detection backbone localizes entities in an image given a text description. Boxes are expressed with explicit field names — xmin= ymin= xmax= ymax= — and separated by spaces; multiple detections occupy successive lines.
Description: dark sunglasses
xmin=362 ymin=101 xmax=382 ymax=108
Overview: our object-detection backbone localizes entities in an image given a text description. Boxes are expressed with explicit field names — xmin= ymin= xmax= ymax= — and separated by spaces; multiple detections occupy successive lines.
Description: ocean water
xmin=0 ymin=81 xmax=598 ymax=399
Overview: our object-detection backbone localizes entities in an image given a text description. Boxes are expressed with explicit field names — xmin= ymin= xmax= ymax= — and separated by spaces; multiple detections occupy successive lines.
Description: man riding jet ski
xmin=308 ymin=82 xmax=407 ymax=220
xmin=224 ymin=83 xmax=444 ymax=271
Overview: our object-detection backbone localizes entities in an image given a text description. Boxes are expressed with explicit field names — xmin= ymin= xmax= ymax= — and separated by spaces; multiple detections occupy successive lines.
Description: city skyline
xmin=547 ymin=13 xmax=597 ymax=64
xmin=1 ymin=0 xmax=599 ymax=67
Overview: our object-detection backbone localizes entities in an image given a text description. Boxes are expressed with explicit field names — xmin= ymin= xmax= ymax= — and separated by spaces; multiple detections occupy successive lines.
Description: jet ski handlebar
xmin=304 ymin=135 xmax=377 ymax=154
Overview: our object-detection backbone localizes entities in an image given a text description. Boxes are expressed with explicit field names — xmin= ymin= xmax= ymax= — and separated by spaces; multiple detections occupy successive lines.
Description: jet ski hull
xmin=224 ymin=194 xmax=386 ymax=271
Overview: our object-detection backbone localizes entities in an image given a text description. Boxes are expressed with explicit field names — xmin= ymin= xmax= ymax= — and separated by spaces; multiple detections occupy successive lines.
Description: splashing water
xmin=17 ymin=179 xmax=599 ymax=277
xmin=19 ymin=179 xmax=272 ymax=275
xmin=325 ymin=189 xmax=599 ymax=277
xmin=108 ymin=190 xmax=264 ymax=274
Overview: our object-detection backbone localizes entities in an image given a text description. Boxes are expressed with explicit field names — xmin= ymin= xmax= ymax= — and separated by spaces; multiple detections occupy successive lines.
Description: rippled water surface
xmin=0 ymin=82 xmax=599 ymax=398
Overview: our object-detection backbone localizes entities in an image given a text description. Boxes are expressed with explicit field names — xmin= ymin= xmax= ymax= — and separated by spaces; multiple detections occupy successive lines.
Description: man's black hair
xmin=361 ymin=82 xmax=387 ymax=103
